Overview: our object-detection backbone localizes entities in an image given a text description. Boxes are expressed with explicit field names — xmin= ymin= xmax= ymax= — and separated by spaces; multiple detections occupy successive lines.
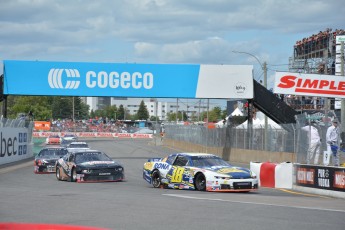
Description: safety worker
xmin=326 ymin=119 xmax=340 ymax=167
xmin=301 ymin=121 xmax=321 ymax=165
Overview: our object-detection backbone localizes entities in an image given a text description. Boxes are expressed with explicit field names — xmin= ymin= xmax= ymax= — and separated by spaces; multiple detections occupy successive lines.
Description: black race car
xmin=34 ymin=147 xmax=68 ymax=173
xmin=55 ymin=150 xmax=125 ymax=183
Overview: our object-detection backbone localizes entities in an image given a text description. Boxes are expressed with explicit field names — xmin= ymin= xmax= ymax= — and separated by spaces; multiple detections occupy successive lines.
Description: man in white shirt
xmin=301 ymin=121 xmax=321 ymax=165
xmin=326 ymin=119 xmax=340 ymax=166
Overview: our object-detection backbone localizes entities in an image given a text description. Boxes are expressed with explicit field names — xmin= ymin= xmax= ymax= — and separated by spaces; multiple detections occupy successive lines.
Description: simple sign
xmin=3 ymin=60 xmax=253 ymax=99
xmin=274 ymin=71 xmax=345 ymax=98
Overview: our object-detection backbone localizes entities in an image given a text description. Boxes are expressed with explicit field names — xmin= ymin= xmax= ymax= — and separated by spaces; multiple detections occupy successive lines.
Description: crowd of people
xmin=294 ymin=28 xmax=345 ymax=55
xmin=49 ymin=118 xmax=142 ymax=133
xmin=278 ymin=95 xmax=326 ymax=110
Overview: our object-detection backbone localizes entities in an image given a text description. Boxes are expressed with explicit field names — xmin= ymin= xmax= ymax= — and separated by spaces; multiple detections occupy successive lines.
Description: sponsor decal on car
xmin=217 ymin=168 xmax=245 ymax=174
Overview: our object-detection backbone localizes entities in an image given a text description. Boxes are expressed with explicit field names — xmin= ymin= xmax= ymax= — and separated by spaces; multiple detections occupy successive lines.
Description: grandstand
xmin=289 ymin=28 xmax=345 ymax=74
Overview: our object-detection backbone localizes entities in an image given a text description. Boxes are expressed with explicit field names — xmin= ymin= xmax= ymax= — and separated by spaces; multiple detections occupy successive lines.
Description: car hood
xmin=35 ymin=157 xmax=60 ymax=161
xmin=77 ymin=161 xmax=121 ymax=169
xmin=200 ymin=165 xmax=252 ymax=179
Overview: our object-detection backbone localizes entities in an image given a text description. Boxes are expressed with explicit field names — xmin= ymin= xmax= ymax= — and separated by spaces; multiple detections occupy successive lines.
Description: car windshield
xmin=75 ymin=152 xmax=112 ymax=164
xmin=68 ymin=143 xmax=89 ymax=148
xmin=38 ymin=149 xmax=68 ymax=158
xmin=191 ymin=155 xmax=231 ymax=167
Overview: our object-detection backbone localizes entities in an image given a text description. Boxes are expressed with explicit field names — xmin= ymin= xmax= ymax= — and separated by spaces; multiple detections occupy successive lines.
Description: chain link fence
xmin=164 ymin=118 xmax=344 ymax=165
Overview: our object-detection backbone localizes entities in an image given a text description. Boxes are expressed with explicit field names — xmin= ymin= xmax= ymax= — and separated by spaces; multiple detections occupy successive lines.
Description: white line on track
xmin=163 ymin=194 xmax=345 ymax=213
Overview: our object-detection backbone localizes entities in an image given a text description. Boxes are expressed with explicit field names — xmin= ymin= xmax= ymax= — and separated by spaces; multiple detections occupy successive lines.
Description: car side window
xmin=166 ymin=155 xmax=176 ymax=165
xmin=68 ymin=154 xmax=74 ymax=162
xmin=63 ymin=154 xmax=69 ymax=161
xmin=173 ymin=156 xmax=188 ymax=167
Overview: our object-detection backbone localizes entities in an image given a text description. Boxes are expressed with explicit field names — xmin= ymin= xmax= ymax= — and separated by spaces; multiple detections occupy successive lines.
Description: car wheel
xmin=151 ymin=170 xmax=161 ymax=188
xmin=194 ymin=173 xmax=206 ymax=191
xmin=69 ymin=168 xmax=77 ymax=182
xmin=56 ymin=166 xmax=61 ymax=181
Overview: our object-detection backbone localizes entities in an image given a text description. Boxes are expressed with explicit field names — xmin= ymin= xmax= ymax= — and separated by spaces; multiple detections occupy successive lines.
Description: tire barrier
xmin=250 ymin=161 xmax=293 ymax=189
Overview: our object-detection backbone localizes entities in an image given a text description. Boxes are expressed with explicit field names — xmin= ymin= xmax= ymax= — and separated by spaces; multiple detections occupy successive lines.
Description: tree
xmin=10 ymin=96 xmax=51 ymax=120
xmin=137 ymin=100 xmax=149 ymax=120
xmin=117 ymin=105 xmax=125 ymax=120
xmin=104 ymin=105 xmax=117 ymax=120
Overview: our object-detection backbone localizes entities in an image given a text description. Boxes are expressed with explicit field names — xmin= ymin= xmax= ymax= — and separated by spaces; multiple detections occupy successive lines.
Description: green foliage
xmin=137 ymin=100 xmax=149 ymax=120
xmin=3 ymin=96 xmax=89 ymax=121
xmin=117 ymin=105 xmax=125 ymax=120
xmin=9 ymin=96 xmax=51 ymax=120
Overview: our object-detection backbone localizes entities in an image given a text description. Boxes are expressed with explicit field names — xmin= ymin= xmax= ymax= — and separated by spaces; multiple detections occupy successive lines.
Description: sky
xmin=0 ymin=0 xmax=344 ymax=109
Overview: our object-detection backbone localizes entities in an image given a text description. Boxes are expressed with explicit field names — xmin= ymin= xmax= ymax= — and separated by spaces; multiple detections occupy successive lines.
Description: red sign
xmin=274 ymin=72 xmax=345 ymax=98
xmin=296 ymin=167 xmax=315 ymax=185
xmin=333 ymin=171 xmax=345 ymax=189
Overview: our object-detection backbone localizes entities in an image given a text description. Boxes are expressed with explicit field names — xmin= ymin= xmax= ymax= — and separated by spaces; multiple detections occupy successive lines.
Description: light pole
xmin=72 ymin=96 xmax=75 ymax=122
xmin=232 ymin=50 xmax=268 ymax=150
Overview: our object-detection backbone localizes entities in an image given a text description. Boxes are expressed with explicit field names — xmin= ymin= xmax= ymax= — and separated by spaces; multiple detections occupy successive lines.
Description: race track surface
xmin=1 ymin=139 xmax=344 ymax=230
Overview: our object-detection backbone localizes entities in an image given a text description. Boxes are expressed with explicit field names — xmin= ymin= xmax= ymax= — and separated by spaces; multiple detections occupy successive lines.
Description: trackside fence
xmin=163 ymin=122 xmax=345 ymax=165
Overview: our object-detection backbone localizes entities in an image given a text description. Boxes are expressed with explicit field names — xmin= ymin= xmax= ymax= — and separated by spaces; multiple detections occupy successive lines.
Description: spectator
xmin=301 ymin=121 xmax=322 ymax=165
xmin=326 ymin=119 xmax=340 ymax=166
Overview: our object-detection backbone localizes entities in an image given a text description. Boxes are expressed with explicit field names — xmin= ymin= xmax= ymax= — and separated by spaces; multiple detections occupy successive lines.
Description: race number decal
xmin=171 ymin=167 xmax=185 ymax=183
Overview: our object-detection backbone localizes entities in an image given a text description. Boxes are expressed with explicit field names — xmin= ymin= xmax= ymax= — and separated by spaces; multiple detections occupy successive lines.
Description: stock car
xmin=143 ymin=153 xmax=258 ymax=192
xmin=34 ymin=147 xmax=68 ymax=173
xmin=55 ymin=150 xmax=125 ymax=182
xmin=45 ymin=134 xmax=62 ymax=145
xmin=67 ymin=141 xmax=90 ymax=151
xmin=62 ymin=134 xmax=78 ymax=141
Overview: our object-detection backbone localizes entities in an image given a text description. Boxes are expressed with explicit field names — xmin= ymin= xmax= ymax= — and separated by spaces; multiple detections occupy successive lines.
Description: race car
xmin=55 ymin=150 xmax=124 ymax=182
xmin=143 ymin=153 xmax=258 ymax=192
xmin=62 ymin=134 xmax=78 ymax=141
xmin=34 ymin=147 xmax=68 ymax=173
xmin=45 ymin=134 xmax=62 ymax=145
xmin=66 ymin=141 xmax=90 ymax=151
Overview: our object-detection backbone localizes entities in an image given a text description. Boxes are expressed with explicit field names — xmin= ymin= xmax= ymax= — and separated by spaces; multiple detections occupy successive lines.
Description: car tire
xmin=56 ymin=166 xmax=62 ymax=181
xmin=194 ymin=173 xmax=206 ymax=191
xmin=151 ymin=170 xmax=161 ymax=188
xmin=69 ymin=168 xmax=77 ymax=182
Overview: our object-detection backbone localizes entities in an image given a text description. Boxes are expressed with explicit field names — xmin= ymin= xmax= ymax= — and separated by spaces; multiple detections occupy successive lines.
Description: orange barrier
xmin=34 ymin=121 xmax=51 ymax=131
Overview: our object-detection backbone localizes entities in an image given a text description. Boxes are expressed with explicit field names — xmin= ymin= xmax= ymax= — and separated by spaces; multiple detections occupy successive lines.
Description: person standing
xmin=301 ymin=121 xmax=321 ymax=164
xmin=326 ymin=119 xmax=340 ymax=166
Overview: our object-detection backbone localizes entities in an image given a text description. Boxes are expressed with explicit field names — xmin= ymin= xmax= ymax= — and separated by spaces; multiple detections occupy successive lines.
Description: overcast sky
xmin=1 ymin=0 xmax=344 ymax=103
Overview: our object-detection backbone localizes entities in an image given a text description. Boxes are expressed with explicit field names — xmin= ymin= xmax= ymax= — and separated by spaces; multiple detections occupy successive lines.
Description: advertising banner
xmin=3 ymin=60 xmax=253 ymax=99
xmin=34 ymin=121 xmax=51 ymax=131
xmin=274 ymin=71 xmax=345 ymax=98
xmin=0 ymin=127 xmax=32 ymax=165
xmin=295 ymin=164 xmax=345 ymax=192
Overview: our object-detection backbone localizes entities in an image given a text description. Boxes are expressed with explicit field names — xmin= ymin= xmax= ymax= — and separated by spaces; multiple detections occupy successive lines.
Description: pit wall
xmin=163 ymin=138 xmax=296 ymax=163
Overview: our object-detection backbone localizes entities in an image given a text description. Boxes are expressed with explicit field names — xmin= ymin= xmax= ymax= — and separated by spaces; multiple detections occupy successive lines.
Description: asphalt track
xmin=1 ymin=138 xmax=345 ymax=230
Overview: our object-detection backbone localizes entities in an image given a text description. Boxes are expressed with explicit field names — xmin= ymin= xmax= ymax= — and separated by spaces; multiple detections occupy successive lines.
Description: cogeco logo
xmin=85 ymin=71 xmax=153 ymax=89
xmin=48 ymin=69 xmax=154 ymax=90
xmin=48 ymin=69 xmax=80 ymax=89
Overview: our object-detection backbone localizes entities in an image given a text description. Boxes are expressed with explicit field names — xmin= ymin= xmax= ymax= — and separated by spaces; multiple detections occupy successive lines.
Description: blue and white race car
xmin=143 ymin=153 xmax=258 ymax=192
